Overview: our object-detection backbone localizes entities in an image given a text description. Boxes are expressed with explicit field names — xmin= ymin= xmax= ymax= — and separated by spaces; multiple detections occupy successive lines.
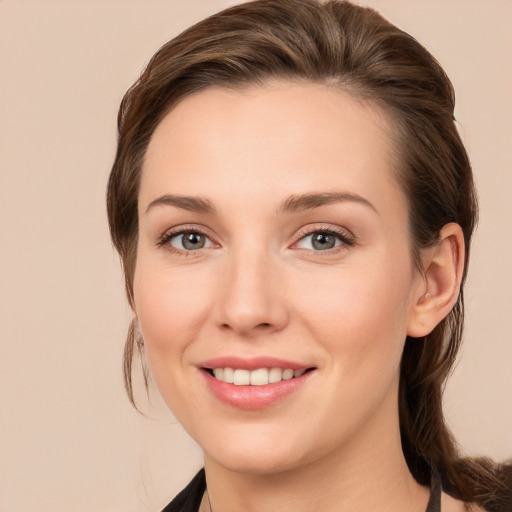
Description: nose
xmin=213 ymin=248 xmax=289 ymax=337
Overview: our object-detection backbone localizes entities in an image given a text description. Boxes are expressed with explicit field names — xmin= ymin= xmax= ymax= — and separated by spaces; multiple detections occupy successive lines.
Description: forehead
xmin=140 ymin=81 xmax=402 ymax=212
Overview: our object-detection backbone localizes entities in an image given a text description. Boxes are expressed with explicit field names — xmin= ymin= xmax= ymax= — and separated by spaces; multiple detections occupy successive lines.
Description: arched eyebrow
xmin=145 ymin=191 xmax=377 ymax=216
xmin=145 ymin=194 xmax=216 ymax=214
xmin=278 ymin=192 xmax=378 ymax=215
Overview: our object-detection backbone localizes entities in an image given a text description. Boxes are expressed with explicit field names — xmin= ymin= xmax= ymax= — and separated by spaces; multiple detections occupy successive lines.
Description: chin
xmin=200 ymin=425 xmax=318 ymax=476
xmin=208 ymin=448 xmax=304 ymax=476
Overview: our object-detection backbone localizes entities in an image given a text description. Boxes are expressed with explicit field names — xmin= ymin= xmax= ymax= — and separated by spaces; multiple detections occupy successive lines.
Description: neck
xmin=203 ymin=408 xmax=429 ymax=512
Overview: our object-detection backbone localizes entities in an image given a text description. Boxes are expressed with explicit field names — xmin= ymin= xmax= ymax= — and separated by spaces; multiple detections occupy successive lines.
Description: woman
xmin=107 ymin=1 xmax=511 ymax=511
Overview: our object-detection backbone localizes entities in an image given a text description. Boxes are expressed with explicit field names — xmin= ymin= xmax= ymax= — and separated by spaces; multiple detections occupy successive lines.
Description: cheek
xmin=132 ymin=260 xmax=212 ymax=380
xmin=292 ymin=254 xmax=414 ymax=373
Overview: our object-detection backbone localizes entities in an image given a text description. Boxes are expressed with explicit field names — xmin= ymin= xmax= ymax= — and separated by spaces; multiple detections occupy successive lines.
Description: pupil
xmin=312 ymin=233 xmax=334 ymax=250
xmin=183 ymin=232 xmax=204 ymax=250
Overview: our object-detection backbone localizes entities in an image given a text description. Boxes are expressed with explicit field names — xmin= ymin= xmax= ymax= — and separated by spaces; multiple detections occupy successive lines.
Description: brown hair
xmin=107 ymin=0 xmax=511 ymax=509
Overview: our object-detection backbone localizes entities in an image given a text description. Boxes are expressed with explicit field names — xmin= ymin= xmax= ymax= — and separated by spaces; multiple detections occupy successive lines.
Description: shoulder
xmin=161 ymin=469 xmax=206 ymax=512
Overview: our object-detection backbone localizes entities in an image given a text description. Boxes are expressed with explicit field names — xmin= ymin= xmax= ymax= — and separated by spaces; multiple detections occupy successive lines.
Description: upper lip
xmin=199 ymin=356 xmax=313 ymax=371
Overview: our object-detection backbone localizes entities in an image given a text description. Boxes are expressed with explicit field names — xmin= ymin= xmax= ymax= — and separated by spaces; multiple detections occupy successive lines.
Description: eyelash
xmin=156 ymin=225 xmax=356 ymax=255
xmin=156 ymin=225 xmax=215 ymax=255
xmin=292 ymin=226 xmax=355 ymax=253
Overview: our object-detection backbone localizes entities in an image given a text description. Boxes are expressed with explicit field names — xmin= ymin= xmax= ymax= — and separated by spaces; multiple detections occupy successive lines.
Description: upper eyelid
xmin=293 ymin=223 xmax=354 ymax=240
xmin=160 ymin=223 xmax=215 ymax=238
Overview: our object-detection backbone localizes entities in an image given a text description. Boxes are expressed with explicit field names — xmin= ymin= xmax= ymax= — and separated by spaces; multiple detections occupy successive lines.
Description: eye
xmin=293 ymin=228 xmax=354 ymax=251
xmin=164 ymin=230 xmax=215 ymax=251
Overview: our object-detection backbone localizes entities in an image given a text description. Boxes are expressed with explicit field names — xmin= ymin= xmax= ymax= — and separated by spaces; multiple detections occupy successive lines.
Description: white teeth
xmin=250 ymin=368 xmax=269 ymax=386
xmin=223 ymin=367 xmax=235 ymax=383
xmin=282 ymin=369 xmax=294 ymax=380
xmin=211 ymin=367 xmax=308 ymax=385
xmin=268 ymin=367 xmax=283 ymax=383
xmin=233 ymin=369 xmax=250 ymax=385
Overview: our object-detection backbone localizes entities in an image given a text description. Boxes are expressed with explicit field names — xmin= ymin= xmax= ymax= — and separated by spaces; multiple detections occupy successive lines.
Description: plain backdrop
xmin=0 ymin=1 xmax=511 ymax=511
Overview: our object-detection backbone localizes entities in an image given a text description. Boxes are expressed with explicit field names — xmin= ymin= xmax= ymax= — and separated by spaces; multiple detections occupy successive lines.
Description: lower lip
xmin=201 ymin=370 xmax=315 ymax=410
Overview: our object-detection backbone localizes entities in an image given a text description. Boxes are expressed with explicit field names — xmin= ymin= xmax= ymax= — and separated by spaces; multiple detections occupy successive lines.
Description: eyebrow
xmin=145 ymin=191 xmax=377 ymax=216
xmin=145 ymin=194 xmax=216 ymax=214
xmin=278 ymin=192 xmax=378 ymax=215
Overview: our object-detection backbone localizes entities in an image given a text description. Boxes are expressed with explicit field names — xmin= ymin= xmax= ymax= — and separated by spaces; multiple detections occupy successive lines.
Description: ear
xmin=407 ymin=223 xmax=465 ymax=338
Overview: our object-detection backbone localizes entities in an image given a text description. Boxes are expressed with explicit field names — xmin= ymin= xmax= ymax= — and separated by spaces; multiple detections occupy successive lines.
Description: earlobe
xmin=407 ymin=223 xmax=465 ymax=338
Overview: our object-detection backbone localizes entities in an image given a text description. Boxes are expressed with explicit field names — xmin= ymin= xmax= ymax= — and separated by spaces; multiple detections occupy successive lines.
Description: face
xmin=134 ymin=82 xmax=424 ymax=475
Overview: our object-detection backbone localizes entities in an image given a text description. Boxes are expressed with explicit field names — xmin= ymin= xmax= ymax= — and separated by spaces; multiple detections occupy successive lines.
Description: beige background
xmin=0 ymin=1 xmax=510 ymax=511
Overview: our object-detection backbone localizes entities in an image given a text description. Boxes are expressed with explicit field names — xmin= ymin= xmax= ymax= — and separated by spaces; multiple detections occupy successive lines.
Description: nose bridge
xmin=214 ymin=239 xmax=287 ymax=335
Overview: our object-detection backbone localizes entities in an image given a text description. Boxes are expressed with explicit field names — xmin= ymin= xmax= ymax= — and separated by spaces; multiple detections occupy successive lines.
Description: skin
xmin=134 ymin=82 xmax=466 ymax=512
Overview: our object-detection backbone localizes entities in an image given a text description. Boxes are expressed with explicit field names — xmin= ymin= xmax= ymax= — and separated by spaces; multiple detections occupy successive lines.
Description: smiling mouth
xmin=204 ymin=367 xmax=316 ymax=386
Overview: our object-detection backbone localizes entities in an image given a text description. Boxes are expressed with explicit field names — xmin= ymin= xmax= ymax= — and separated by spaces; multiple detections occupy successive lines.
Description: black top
xmin=161 ymin=469 xmax=206 ymax=512
xmin=161 ymin=467 xmax=443 ymax=512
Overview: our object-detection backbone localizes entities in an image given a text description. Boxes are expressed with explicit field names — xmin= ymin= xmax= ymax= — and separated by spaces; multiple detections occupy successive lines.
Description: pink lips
xmin=199 ymin=356 xmax=315 ymax=410
xmin=201 ymin=356 xmax=309 ymax=371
